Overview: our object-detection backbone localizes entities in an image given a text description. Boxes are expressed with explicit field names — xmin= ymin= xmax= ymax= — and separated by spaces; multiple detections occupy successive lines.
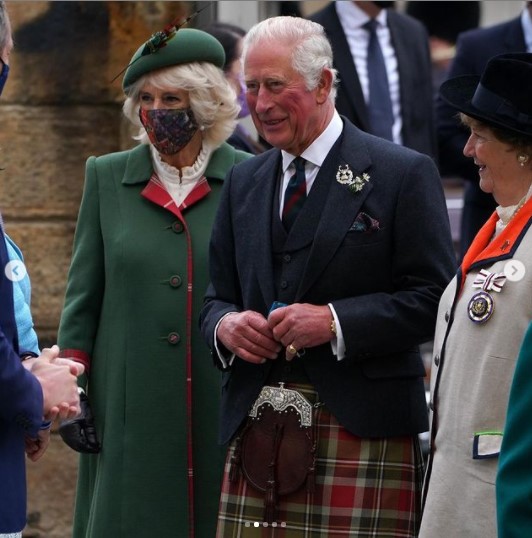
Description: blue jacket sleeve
xmin=0 ymin=231 xmax=43 ymax=438
xmin=0 ymin=324 xmax=43 ymax=439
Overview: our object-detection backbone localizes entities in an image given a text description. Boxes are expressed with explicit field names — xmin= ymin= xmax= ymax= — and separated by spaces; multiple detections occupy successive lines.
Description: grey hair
xmin=123 ymin=62 xmax=239 ymax=149
xmin=242 ymin=16 xmax=337 ymax=103
xmin=0 ymin=1 xmax=12 ymax=57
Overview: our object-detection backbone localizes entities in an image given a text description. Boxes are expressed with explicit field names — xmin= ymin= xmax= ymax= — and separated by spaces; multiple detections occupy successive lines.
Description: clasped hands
xmin=22 ymin=344 xmax=85 ymax=461
xmin=218 ymin=303 xmax=334 ymax=364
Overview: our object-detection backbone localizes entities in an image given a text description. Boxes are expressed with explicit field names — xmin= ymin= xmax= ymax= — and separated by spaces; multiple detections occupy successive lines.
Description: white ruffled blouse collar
xmin=148 ymin=143 xmax=214 ymax=207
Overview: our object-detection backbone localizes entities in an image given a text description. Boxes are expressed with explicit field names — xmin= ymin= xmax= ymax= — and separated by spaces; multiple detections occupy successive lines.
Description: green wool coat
xmin=58 ymin=142 xmax=251 ymax=538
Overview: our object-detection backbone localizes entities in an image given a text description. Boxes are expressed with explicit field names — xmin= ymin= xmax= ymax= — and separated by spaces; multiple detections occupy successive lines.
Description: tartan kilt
xmin=217 ymin=384 xmax=424 ymax=537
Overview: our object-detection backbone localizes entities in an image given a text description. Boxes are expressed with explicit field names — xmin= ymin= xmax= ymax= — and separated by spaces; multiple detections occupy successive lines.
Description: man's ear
xmin=316 ymin=68 xmax=333 ymax=105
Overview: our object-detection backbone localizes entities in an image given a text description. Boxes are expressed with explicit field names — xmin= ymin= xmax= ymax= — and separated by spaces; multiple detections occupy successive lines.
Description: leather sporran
xmin=229 ymin=384 xmax=317 ymax=523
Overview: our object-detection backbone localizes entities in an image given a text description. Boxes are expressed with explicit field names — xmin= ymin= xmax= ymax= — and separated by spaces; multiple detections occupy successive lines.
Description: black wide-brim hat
xmin=440 ymin=52 xmax=532 ymax=137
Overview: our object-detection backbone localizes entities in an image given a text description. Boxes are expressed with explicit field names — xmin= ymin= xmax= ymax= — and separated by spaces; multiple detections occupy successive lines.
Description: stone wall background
xmin=1 ymin=2 xmax=189 ymax=536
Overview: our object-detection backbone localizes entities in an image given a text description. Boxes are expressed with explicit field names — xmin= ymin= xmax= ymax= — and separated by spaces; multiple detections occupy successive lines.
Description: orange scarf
xmin=460 ymin=196 xmax=532 ymax=290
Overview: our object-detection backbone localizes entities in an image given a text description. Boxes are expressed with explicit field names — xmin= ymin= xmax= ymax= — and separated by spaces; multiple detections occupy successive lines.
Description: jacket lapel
xmin=503 ymin=17 xmax=527 ymax=51
xmin=122 ymin=144 xmax=153 ymax=185
xmin=388 ymin=11 xmax=416 ymax=136
xmin=327 ymin=6 xmax=369 ymax=130
xmin=296 ymin=123 xmax=373 ymax=298
xmin=248 ymin=151 xmax=282 ymax=307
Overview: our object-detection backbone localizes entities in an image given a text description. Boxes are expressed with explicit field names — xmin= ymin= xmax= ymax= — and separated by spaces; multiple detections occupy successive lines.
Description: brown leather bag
xmin=229 ymin=384 xmax=317 ymax=523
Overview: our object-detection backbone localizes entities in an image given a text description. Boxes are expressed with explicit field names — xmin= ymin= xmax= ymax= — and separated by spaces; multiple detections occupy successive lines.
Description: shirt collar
xmin=335 ymin=0 xmax=388 ymax=29
xmin=522 ymin=6 xmax=532 ymax=52
xmin=281 ymin=111 xmax=343 ymax=173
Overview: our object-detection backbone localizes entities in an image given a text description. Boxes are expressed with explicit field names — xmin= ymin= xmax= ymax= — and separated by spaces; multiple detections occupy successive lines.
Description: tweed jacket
xmin=58 ymin=142 xmax=250 ymax=538
xmin=309 ymin=2 xmax=436 ymax=159
xmin=420 ymin=201 xmax=532 ymax=538
xmin=200 ymin=118 xmax=456 ymax=445
xmin=0 ymin=229 xmax=43 ymax=533
xmin=497 ymin=321 xmax=532 ymax=538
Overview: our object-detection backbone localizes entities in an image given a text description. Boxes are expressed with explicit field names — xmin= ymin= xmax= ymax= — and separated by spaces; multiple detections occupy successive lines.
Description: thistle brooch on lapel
xmin=336 ymin=164 xmax=370 ymax=194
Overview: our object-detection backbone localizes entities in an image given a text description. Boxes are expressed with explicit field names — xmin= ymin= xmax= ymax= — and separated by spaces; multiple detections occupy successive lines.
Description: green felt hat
xmin=122 ymin=28 xmax=225 ymax=93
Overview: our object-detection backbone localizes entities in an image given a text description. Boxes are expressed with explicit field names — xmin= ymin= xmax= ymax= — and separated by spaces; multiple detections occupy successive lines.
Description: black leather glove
xmin=59 ymin=389 xmax=101 ymax=454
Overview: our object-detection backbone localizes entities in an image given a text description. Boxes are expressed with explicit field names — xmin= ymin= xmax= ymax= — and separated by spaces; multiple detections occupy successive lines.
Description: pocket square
xmin=349 ymin=212 xmax=380 ymax=233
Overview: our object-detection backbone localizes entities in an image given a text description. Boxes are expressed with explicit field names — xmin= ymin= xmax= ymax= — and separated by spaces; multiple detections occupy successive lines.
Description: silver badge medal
xmin=468 ymin=269 xmax=507 ymax=324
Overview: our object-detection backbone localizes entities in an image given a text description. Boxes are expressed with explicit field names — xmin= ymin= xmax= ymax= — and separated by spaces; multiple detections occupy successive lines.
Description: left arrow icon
xmin=5 ymin=260 xmax=27 ymax=282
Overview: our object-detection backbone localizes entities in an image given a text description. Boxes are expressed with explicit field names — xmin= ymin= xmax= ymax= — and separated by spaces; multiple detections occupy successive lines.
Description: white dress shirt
xmin=335 ymin=1 xmax=403 ymax=144
xmin=522 ymin=5 xmax=532 ymax=52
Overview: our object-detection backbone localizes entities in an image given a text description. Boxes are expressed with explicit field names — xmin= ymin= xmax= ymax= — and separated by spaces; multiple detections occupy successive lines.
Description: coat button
xmin=169 ymin=275 xmax=182 ymax=288
xmin=434 ymin=355 xmax=440 ymax=367
xmin=445 ymin=311 xmax=450 ymax=322
xmin=167 ymin=332 xmax=180 ymax=345
xmin=283 ymin=254 xmax=291 ymax=263
xmin=172 ymin=221 xmax=184 ymax=234
xmin=280 ymin=280 xmax=288 ymax=289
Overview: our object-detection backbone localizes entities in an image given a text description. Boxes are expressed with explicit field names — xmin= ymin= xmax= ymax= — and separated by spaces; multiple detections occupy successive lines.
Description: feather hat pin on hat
xmin=116 ymin=3 xmax=225 ymax=94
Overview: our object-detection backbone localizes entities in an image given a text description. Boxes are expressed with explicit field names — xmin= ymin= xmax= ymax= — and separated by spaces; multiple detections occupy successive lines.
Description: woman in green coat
xmin=57 ymin=27 xmax=251 ymax=538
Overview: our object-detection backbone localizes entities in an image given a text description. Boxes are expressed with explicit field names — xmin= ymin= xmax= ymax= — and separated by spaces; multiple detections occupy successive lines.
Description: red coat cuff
xmin=59 ymin=348 xmax=91 ymax=374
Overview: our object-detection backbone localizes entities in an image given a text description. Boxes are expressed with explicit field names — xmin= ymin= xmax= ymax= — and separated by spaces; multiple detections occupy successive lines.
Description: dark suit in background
xmin=309 ymin=1 xmax=437 ymax=159
xmin=436 ymin=9 xmax=529 ymax=258
xmin=405 ymin=1 xmax=481 ymax=98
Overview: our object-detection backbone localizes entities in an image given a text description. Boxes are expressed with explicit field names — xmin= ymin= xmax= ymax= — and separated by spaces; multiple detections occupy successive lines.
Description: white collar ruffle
xmin=495 ymin=183 xmax=532 ymax=235
xmin=150 ymin=143 xmax=213 ymax=185
xmin=149 ymin=143 xmax=213 ymax=207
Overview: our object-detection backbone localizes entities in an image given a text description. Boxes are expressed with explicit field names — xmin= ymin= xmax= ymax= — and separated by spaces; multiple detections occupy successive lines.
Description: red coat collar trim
xmin=460 ymin=196 xmax=532 ymax=289
xmin=140 ymin=174 xmax=211 ymax=218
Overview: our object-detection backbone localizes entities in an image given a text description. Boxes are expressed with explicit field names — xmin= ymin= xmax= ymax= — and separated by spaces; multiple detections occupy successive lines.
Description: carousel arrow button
xmin=4 ymin=260 xmax=27 ymax=282
xmin=504 ymin=260 xmax=526 ymax=282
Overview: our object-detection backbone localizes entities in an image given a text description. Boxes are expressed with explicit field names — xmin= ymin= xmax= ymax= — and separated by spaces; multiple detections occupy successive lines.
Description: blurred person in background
xmin=57 ymin=24 xmax=251 ymax=538
xmin=309 ymin=0 xmax=437 ymax=159
xmin=204 ymin=21 xmax=265 ymax=154
xmin=436 ymin=1 xmax=532 ymax=260
xmin=406 ymin=1 xmax=480 ymax=97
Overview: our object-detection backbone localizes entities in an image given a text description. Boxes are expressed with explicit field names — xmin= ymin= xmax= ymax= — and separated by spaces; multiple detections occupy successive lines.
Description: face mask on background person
xmin=139 ymin=107 xmax=200 ymax=155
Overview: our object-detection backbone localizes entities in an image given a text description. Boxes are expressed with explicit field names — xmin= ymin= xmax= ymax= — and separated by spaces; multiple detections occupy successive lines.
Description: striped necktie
xmin=282 ymin=157 xmax=307 ymax=231
xmin=365 ymin=18 xmax=394 ymax=141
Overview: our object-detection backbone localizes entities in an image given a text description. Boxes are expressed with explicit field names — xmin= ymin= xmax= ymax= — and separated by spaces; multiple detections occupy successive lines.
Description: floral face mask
xmin=139 ymin=107 xmax=199 ymax=155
